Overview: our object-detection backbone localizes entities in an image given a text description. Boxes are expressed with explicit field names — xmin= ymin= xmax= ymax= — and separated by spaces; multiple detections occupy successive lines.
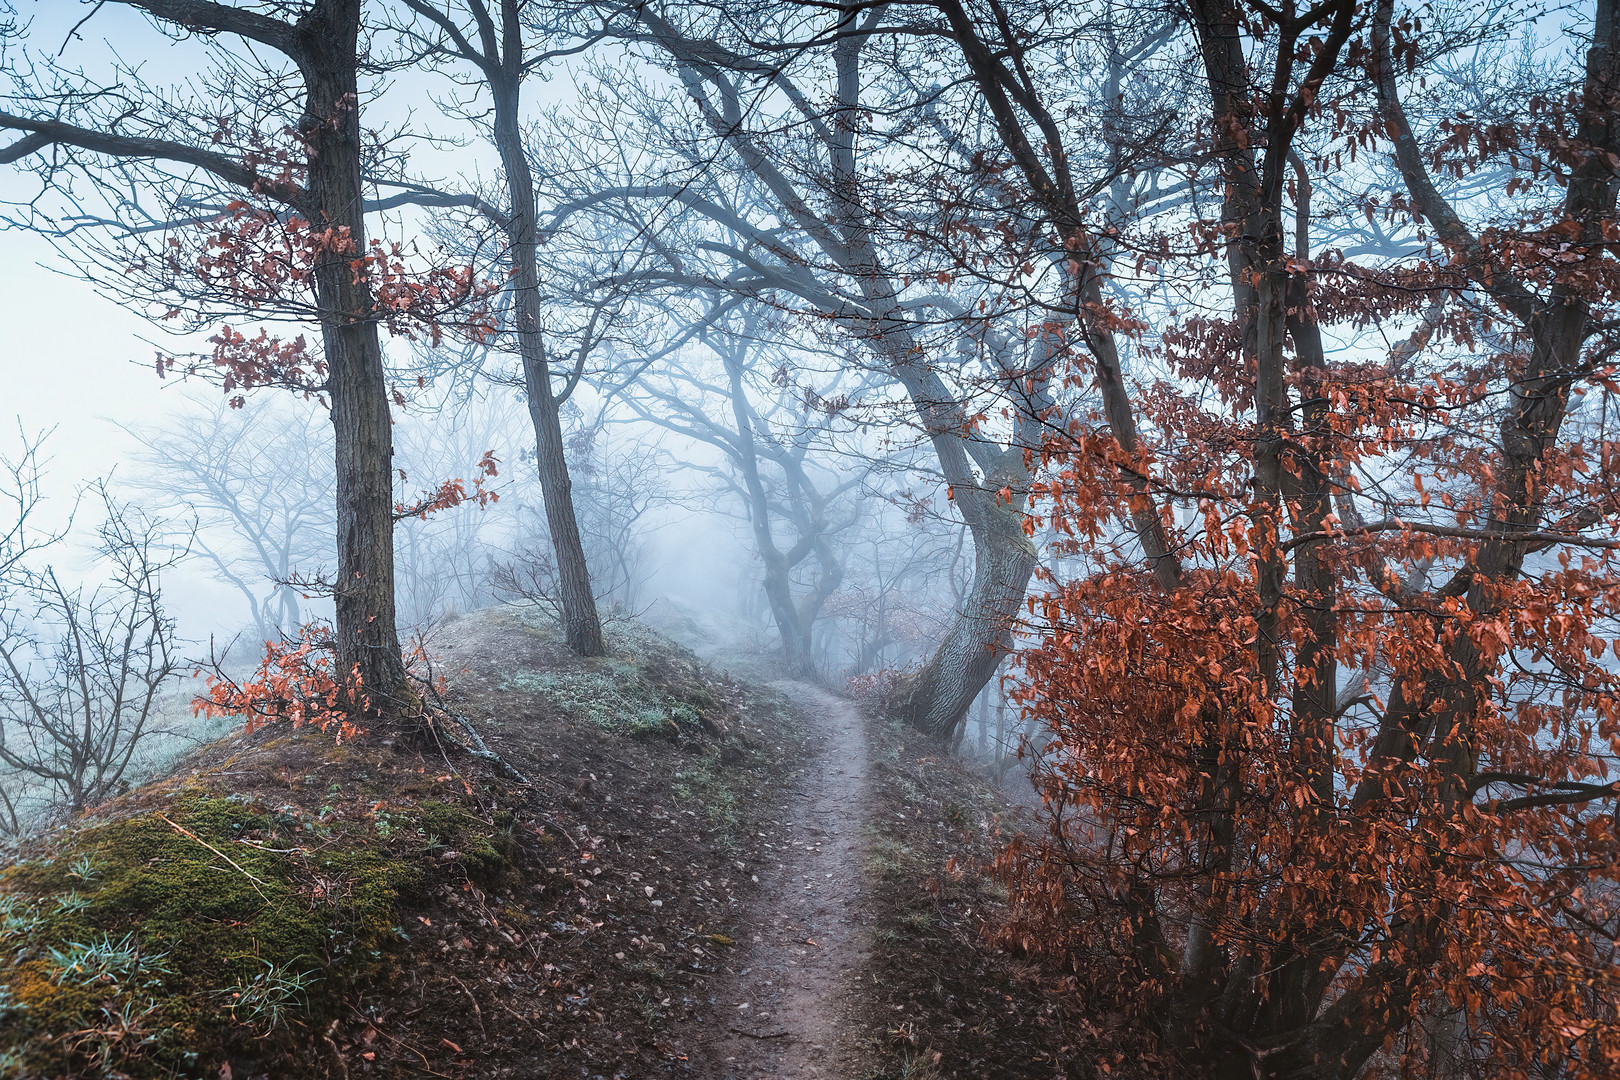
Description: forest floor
xmin=0 ymin=607 xmax=1093 ymax=1080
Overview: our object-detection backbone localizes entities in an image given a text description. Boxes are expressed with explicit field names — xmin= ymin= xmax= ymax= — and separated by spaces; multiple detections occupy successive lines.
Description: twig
xmin=344 ymin=1004 xmax=451 ymax=1077
xmin=407 ymin=653 xmax=533 ymax=784
xmin=729 ymin=1027 xmax=791 ymax=1039
xmin=322 ymin=1018 xmax=350 ymax=1080
xmin=451 ymin=976 xmax=487 ymax=1040
xmin=538 ymin=813 xmax=582 ymax=851
xmin=159 ymin=814 xmax=269 ymax=900
xmin=438 ymin=711 xmax=533 ymax=784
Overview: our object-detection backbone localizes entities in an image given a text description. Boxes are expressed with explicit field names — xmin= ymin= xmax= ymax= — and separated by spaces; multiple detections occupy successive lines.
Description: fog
xmin=10 ymin=3 xmax=1620 ymax=1074
xmin=2 ymin=0 xmax=1591 ymax=819
xmin=0 ymin=1 xmax=1019 ymax=691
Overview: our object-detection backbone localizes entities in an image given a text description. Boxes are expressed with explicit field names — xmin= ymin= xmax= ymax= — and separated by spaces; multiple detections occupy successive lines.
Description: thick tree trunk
xmin=761 ymin=551 xmax=814 ymax=676
xmin=297 ymin=2 xmax=406 ymax=703
xmin=894 ymin=430 xmax=1030 ymax=744
xmin=896 ymin=461 xmax=1036 ymax=741
xmin=641 ymin=2 xmax=1037 ymax=729
xmin=854 ymin=323 xmax=1040 ymax=741
xmin=490 ymin=64 xmax=604 ymax=657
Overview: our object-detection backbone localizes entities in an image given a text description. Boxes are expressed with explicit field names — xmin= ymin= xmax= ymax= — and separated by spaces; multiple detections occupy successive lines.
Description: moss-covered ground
xmin=0 ymin=790 xmax=424 ymax=1078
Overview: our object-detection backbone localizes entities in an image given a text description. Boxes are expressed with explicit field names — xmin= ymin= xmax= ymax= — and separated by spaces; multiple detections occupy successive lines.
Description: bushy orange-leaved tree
xmin=942 ymin=0 xmax=1620 ymax=1076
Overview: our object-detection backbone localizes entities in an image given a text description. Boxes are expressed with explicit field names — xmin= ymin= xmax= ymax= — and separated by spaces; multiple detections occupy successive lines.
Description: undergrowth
xmin=492 ymin=610 xmax=726 ymax=739
xmin=856 ymin=720 xmax=1089 ymax=1080
xmin=0 ymin=609 xmax=787 ymax=1079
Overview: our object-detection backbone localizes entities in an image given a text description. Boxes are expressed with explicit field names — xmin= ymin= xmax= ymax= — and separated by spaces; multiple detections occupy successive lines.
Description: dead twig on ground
xmin=159 ymin=814 xmax=269 ymax=900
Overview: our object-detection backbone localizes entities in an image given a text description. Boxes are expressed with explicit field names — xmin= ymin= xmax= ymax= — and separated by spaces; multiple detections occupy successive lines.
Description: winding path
xmin=697 ymin=683 xmax=871 ymax=1079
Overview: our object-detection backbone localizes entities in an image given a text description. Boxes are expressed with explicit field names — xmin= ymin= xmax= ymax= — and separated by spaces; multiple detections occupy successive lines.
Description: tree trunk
xmin=898 ymin=478 xmax=1036 ymax=741
xmin=524 ymin=380 xmax=604 ymax=657
xmin=724 ymin=349 xmax=816 ymax=676
xmin=490 ymin=32 xmax=604 ymax=657
xmin=825 ymin=20 xmax=1034 ymax=732
xmin=296 ymin=2 xmax=406 ymax=703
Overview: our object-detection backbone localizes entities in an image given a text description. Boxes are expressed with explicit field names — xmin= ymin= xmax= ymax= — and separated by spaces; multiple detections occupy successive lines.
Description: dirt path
xmin=696 ymin=682 xmax=871 ymax=1079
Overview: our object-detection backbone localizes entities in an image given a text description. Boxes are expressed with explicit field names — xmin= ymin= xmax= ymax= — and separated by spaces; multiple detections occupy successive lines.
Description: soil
xmin=1 ymin=608 xmax=1094 ymax=1080
xmin=696 ymin=683 xmax=871 ymax=1079
xmin=851 ymin=720 xmax=1099 ymax=1079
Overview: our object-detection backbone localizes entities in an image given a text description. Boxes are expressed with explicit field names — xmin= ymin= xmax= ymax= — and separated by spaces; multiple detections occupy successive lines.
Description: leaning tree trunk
xmin=827 ymin=25 xmax=1038 ymax=738
xmin=899 ymin=478 xmax=1036 ymax=740
xmin=298 ymin=2 xmax=406 ymax=703
xmin=857 ymin=302 xmax=1040 ymax=741
xmin=491 ymin=75 xmax=604 ymax=657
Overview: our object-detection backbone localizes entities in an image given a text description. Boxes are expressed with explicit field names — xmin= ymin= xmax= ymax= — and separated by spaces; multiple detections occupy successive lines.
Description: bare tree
xmin=617 ymin=302 xmax=864 ymax=677
xmin=491 ymin=419 xmax=671 ymax=621
xmin=391 ymin=393 xmax=527 ymax=627
xmin=0 ymin=484 xmax=183 ymax=818
xmin=542 ymin=3 xmax=1067 ymax=737
xmin=565 ymin=429 xmax=671 ymax=614
xmin=0 ymin=424 xmax=66 ymax=833
xmin=0 ymin=422 xmax=66 ymax=585
xmin=390 ymin=0 xmax=611 ymax=656
xmin=122 ymin=397 xmax=334 ymax=644
xmin=0 ymin=1 xmax=473 ymax=712
xmin=831 ymin=493 xmax=971 ymax=679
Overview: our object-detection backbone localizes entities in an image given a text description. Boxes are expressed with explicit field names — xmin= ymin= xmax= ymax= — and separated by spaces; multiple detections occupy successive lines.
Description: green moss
xmin=489 ymin=613 xmax=735 ymax=739
xmin=415 ymin=800 xmax=515 ymax=880
xmin=498 ymin=663 xmax=694 ymax=738
xmin=672 ymin=748 xmax=745 ymax=842
xmin=863 ymin=833 xmax=924 ymax=885
xmin=0 ymin=792 xmax=415 ymax=1079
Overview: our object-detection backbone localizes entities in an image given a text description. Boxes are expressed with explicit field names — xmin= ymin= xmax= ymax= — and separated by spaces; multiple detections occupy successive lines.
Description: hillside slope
xmin=0 ymin=610 xmax=807 ymax=1080
xmin=0 ymin=608 xmax=1088 ymax=1080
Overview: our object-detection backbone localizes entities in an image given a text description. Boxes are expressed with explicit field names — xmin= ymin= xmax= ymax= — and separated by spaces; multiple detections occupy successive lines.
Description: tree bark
xmin=621 ymin=3 xmax=1037 ymax=736
xmin=723 ymin=348 xmax=817 ymax=676
xmin=0 ymin=1 xmax=413 ymax=708
xmin=830 ymin=16 xmax=1036 ymax=739
xmin=295 ymin=1 xmax=407 ymax=703
xmin=898 ymin=479 xmax=1035 ymax=740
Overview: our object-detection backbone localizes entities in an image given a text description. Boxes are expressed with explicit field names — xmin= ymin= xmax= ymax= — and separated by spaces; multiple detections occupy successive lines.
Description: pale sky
xmin=0 ymin=1 xmax=770 ymax=642
xmin=1 ymin=1 xmax=242 ymax=508
xmin=0 ymin=224 xmax=278 ymax=630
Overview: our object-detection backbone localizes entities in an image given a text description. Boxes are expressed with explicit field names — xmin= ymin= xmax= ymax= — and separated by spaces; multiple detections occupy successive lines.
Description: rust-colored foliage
xmin=990 ymin=2 xmax=1620 ymax=1077
xmin=196 ymin=624 xmax=366 ymax=741
xmin=1006 ymin=540 xmax=1620 ymax=1073
xmin=394 ymin=451 xmax=501 ymax=521
xmin=194 ymin=628 xmax=457 ymax=745
xmin=152 ymin=203 xmax=498 ymax=407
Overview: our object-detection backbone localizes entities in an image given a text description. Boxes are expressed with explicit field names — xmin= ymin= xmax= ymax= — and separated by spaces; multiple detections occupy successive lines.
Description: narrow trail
xmin=697 ymin=682 xmax=871 ymax=1079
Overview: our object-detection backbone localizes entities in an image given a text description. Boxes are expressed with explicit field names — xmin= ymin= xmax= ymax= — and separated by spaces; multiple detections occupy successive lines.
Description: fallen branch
xmin=403 ymin=648 xmax=533 ymax=785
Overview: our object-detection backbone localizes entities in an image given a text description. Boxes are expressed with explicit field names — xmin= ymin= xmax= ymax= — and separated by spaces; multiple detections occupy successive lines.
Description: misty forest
xmin=2 ymin=0 xmax=1620 ymax=1077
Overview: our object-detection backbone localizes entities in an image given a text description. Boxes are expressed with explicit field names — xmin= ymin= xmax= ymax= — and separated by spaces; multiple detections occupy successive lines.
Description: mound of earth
xmin=0 ymin=606 xmax=1092 ymax=1080
xmin=0 ymin=609 xmax=807 ymax=1080
xmin=849 ymin=719 xmax=1097 ymax=1079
